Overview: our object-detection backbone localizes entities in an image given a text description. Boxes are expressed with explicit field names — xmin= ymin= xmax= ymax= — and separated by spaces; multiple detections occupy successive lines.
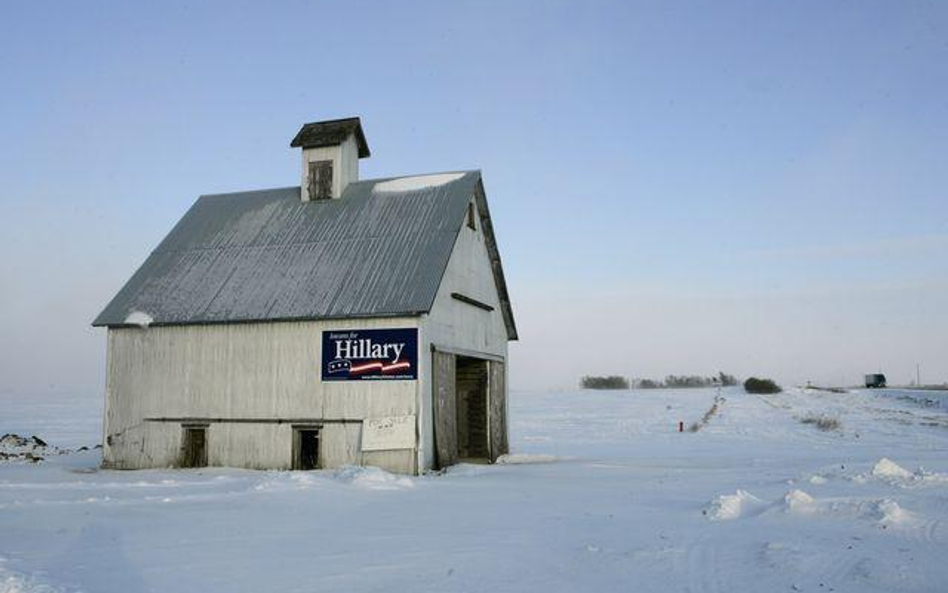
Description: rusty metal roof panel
xmin=93 ymin=172 xmax=483 ymax=327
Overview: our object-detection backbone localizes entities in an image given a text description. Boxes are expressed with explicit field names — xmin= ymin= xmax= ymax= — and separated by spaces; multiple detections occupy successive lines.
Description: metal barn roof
xmin=93 ymin=171 xmax=517 ymax=339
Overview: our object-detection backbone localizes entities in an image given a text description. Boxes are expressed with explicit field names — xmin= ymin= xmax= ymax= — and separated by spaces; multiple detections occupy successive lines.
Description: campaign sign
xmin=321 ymin=328 xmax=418 ymax=381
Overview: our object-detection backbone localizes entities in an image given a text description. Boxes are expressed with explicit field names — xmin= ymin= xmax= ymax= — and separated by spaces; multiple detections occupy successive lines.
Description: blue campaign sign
xmin=321 ymin=328 xmax=418 ymax=381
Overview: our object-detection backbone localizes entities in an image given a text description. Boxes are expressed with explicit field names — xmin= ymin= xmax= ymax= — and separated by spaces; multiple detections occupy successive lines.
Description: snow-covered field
xmin=2 ymin=386 xmax=947 ymax=592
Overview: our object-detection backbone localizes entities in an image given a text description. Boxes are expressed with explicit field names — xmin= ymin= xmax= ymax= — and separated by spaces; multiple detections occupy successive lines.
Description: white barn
xmin=93 ymin=117 xmax=517 ymax=475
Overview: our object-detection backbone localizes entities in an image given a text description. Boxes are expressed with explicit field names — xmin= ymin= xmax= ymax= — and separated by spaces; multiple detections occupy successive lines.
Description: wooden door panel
xmin=432 ymin=350 xmax=457 ymax=469
xmin=488 ymin=361 xmax=508 ymax=461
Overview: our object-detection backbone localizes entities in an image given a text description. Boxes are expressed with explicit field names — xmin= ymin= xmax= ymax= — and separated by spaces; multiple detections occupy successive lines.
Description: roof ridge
xmin=194 ymin=171 xmax=481 ymax=199
xmin=200 ymin=186 xmax=300 ymax=199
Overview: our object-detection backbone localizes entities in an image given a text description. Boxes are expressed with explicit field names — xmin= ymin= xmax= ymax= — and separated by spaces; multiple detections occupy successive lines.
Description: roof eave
xmin=473 ymin=177 xmax=518 ymax=341
xmin=93 ymin=310 xmax=427 ymax=330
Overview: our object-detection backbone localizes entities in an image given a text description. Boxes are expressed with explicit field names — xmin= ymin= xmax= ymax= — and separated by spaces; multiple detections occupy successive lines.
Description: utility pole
xmin=916 ymin=363 xmax=921 ymax=388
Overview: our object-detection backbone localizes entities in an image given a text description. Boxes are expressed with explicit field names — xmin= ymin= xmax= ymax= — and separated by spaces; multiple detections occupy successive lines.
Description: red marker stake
xmin=678 ymin=421 xmax=684 ymax=433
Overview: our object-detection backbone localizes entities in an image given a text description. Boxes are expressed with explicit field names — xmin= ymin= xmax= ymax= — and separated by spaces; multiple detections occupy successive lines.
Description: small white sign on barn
xmin=361 ymin=415 xmax=416 ymax=451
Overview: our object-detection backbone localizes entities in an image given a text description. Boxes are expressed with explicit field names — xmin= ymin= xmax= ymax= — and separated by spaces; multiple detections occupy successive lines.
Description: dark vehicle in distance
xmin=865 ymin=373 xmax=887 ymax=388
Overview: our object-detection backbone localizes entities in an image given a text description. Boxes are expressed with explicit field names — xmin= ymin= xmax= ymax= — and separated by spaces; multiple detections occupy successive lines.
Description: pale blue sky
xmin=1 ymin=0 xmax=946 ymax=395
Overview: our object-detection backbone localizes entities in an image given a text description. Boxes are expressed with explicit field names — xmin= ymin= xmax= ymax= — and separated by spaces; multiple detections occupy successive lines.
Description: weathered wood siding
xmin=488 ymin=360 xmax=508 ymax=461
xmin=431 ymin=350 xmax=457 ymax=469
xmin=420 ymin=196 xmax=510 ymax=470
xmin=103 ymin=317 xmax=418 ymax=473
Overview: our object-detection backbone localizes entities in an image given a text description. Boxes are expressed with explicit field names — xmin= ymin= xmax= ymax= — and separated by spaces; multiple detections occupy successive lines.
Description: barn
xmin=92 ymin=117 xmax=517 ymax=475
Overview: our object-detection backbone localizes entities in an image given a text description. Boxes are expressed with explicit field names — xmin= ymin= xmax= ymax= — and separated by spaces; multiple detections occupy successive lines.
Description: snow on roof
xmin=373 ymin=172 xmax=466 ymax=193
xmin=124 ymin=311 xmax=153 ymax=328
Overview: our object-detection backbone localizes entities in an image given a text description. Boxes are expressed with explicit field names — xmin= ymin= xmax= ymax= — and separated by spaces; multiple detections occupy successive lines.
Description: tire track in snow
xmin=685 ymin=541 xmax=713 ymax=593
xmin=685 ymin=538 xmax=733 ymax=593
xmin=758 ymin=539 xmax=867 ymax=591
xmin=923 ymin=518 xmax=943 ymax=543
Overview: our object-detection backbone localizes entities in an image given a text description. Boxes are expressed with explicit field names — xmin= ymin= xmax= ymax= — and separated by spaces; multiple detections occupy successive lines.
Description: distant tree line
xmin=580 ymin=375 xmax=630 ymax=390
xmin=580 ymin=372 xmax=784 ymax=393
xmin=633 ymin=372 xmax=738 ymax=389
xmin=743 ymin=377 xmax=782 ymax=394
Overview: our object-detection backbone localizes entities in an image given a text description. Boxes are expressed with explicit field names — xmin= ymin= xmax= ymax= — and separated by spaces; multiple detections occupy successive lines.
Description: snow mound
xmin=373 ymin=173 xmax=465 ymax=193
xmin=0 ymin=434 xmax=45 ymax=450
xmin=254 ymin=467 xmax=415 ymax=492
xmin=124 ymin=311 xmax=153 ymax=328
xmin=496 ymin=454 xmax=557 ymax=465
xmin=783 ymin=489 xmax=818 ymax=515
xmin=918 ymin=469 xmax=948 ymax=485
xmin=873 ymin=499 xmax=914 ymax=526
xmin=706 ymin=489 xmax=764 ymax=521
xmin=858 ymin=458 xmax=948 ymax=487
xmin=0 ymin=558 xmax=62 ymax=593
xmin=779 ymin=488 xmax=918 ymax=528
xmin=333 ymin=466 xmax=414 ymax=491
xmin=441 ymin=463 xmax=492 ymax=477
xmin=0 ymin=434 xmax=54 ymax=463
xmin=253 ymin=472 xmax=323 ymax=492
xmin=872 ymin=458 xmax=913 ymax=480
xmin=808 ymin=475 xmax=828 ymax=485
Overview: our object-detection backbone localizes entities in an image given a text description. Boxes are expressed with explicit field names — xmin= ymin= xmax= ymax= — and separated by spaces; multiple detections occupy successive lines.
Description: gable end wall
xmin=418 ymin=198 xmax=509 ymax=470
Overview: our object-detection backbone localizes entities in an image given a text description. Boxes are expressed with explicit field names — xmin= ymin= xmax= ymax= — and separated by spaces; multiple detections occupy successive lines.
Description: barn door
xmin=488 ymin=360 xmax=508 ymax=461
xmin=432 ymin=350 xmax=457 ymax=469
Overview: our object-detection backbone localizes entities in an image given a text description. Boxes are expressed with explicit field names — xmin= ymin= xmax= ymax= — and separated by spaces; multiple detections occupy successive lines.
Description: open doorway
xmin=455 ymin=356 xmax=489 ymax=461
xmin=293 ymin=427 xmax=321 ymax=470
xmin=433 ymin=350 xmax=506 ymax=469
xmin=180 ymin=425 xmax=208 ymax=468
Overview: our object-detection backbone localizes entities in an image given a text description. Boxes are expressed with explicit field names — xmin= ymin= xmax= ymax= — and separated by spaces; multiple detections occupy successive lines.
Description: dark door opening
xmin=180 ymin=426 xmax=207 ymax=468
xmin=295 ymin=429 xmax=320 ymax=470
xmin=455 ymin=356 xmax=489 ymax=461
